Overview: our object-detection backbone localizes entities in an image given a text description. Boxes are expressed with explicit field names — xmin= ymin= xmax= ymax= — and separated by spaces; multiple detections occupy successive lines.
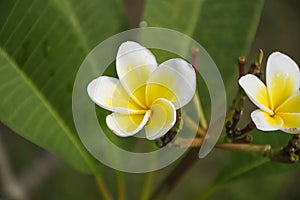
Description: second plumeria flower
xmin=239 ymin=52 xmax=300 ymax=133
xmin=88 ymin=41 xmax=196 ymax=140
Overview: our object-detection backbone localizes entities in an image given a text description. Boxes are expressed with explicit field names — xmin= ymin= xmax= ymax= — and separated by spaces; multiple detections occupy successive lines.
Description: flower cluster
xmin=88 ymin=41 xmax=300 ymax=143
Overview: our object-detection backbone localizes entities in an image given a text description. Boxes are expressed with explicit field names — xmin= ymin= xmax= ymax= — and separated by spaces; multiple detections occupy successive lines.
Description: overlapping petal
xmin=116 ymin=41 xmax=157 ymax=107
xmin=87 ymin=76 xmax=146 ymax=114
xmin=106 ymin=111 xmax=151 ymax=137
xmin=239 ymin=74 xmax=273 ymax=115
xmin=145 ymin=98 xmax=176 ymax=140
xmin=118 ymin=66 xmax=150 ymax=108
xmin=146 ymin=58 xmax=196 ymax=109
xmin=266 ymin=52 xmax=300 ymax=110
xmin=251 ymin=109 xmax=283 ymax=131
xmin=276 ymin=92 xmax=300 ymax=130
xmin=276 ymin=92 xmax=300 ymax=113
xmin=282 ymin=128 xmax=300 ymax=134
xmin=277 ymin=113 xmax=300 ymax=129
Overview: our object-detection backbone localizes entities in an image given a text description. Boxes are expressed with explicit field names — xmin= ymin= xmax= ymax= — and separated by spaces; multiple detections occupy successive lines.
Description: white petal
xmin=281 ymin=128 xmax=300 ymax=134
xmin=251 ymin=109 xmax=283 ymax=131
xmin=145 ymin=98 xmax=176 ymax=140
xmin=116 ymin=41 xmax=157 ymax=108
xmin=146 ymin=58 xmax=196 ymax=109
xmin=239 ymin=74 xmax=273 ymax=115
xmin=116 ymin=41 xmax=157 ymax=79
xmin=266 ymin=52 xmax=300 ymax=110
xmin=87 ymin=76 xmax=146 ymax=114
xmin=106 ymin=111 xmax=151 ymax=137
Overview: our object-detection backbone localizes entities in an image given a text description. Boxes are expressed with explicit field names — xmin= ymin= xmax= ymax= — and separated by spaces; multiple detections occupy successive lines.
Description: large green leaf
xmin=193 ymin=0 xmax=264 ymax=92
xmin=143 ymin=0 xmax=263 ymax=92
xmin=0 ymin=0 xmax=127 ymax=173
xmin=143 ymin=0 xmax=204 ymax=36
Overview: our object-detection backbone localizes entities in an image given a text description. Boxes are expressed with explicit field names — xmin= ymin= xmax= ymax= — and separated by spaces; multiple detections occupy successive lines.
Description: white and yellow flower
xmin=239 ymin=52 xmax=300 ymax=133
xmin=87 ymin=41 xmax=196 ymax=140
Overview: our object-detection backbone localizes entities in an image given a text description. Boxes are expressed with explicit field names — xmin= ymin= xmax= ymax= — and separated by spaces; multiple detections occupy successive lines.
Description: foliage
xmin=2 ymin=0 xmax=298 ymax=199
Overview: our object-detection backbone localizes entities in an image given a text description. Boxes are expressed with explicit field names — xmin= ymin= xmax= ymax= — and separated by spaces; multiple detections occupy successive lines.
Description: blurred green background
xmin=1 ymin=0 xmax=300 ymax=199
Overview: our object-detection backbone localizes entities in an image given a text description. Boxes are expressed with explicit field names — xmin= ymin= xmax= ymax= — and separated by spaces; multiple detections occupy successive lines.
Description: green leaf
xmin=143 ymin=0 xmax=263 ymax=107
xmin=143 ymin=0 xmax=263 ymax=81
xmin=193 ymin=0 xmax=264 ymax=92
xmin=0 ymin=47 xmax=91 ymax=172
xmin=143 ymin=0 xmax=204 ymax=36
xmin=0 ymin=0 xmax=127 ymax=173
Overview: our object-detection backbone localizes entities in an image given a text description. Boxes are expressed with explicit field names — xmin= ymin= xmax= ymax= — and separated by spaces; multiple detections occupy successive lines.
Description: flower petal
xmin=106 ymin=111 xmax=151 ymax=137
xmin=145 ymin=98 xmax=176 ymax=140
xmin=87 ymin=76 xmax=146 ymax=114
xmin=277 ymin=113 xmax=300 ymax=129
xmin=281 ymin=128 xmax=300 ymax=134
xmin=118 ymin=66 xmax=149 ymax=108
xmin=146 ymin=58 xmax=196 ymax=109
xmin=251 ymin=109 xmax=283 ymax=131
xmin=277 ymin=91 xmax=300 ymax=133
xmin=239 ymin=74 xmax=273 ymax=115
xmin=276 ymin=91 xmax=300 ymax=113
xmin=116 ymin=41 xmax=157 ymax=108
xmin=266 ymin=52 xmax=300 ymax=110
xmin=116 ymin=41 xmax=157 ymax=79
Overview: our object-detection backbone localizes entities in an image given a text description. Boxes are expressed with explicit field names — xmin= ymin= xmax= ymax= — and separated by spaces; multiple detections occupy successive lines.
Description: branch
xmin=150 ymin=148 xmax=199 ymax=199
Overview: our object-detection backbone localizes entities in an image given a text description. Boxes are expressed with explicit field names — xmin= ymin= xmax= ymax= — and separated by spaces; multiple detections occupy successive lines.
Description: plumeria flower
xmin=239 ymin=52 xmax=300 ymax=133
xmin=87 ymin=41 xmax=196 ymax=140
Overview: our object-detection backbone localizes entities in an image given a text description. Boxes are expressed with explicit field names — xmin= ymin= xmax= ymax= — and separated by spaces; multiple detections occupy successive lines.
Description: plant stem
xmin=192 ymin=47 xmax=208 ymax=130
xmin=182 ymin=111 xmax=206 ymax=137
xmin=193 ymin=93 xmax=208 ymax=130
xmin=94 ymin=174 xmax=113 ymax=200
xmin=140 ymin=172 xmax=153 ymax=200
xmin=216 ymin=143 xmax=271 ymax=156
xmin=175 ymin=138 xmax=272 ymax=157
xmin=150 ymin=148 xmax=200 ymax=200
xmin=116 ymin=171 xmax=126 ymax=200
xmin=174 ymin=137 xmax=203 ymax=148
xmin=238 ymin=56 xmax=246 ymax=78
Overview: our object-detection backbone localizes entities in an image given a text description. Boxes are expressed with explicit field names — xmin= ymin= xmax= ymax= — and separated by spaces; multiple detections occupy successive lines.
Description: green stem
xmin=140 ymin=172 xmax=153 ymax=200
xmin=150 ymin=148 xmax=200 ymax=200
xmin=182 ymin=111 xmax=206 ymax=137
xmin=225 ymin=88 xmax=245 ymax=123
xmin=191 ymin=47 xmax=208 ymax=130
xmin=193 ymin=93 xmax=208 ymax=130
xmin=216 ymin=143 xmax=271 ymax=156
xmin=94 ymin=174 xmax=113 ymax=200
xmin=174 ymin=137 xmax=203 ymax=148
xmin=116 ymin=171 xmax=126 ymax=200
